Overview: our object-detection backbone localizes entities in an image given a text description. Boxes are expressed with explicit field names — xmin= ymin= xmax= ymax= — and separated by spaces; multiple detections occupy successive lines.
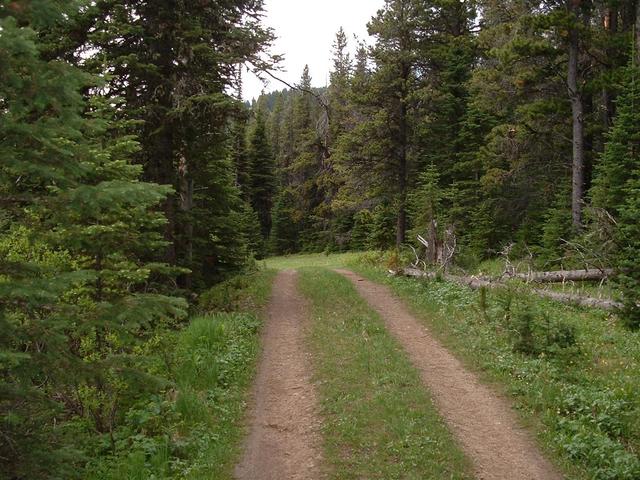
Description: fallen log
xmin=399 ymin=267 xmax=621 ymax=311
xmin=531 ymin=288 xmax=622 ymax=310
xmin=508 ymin=268 xmax=615 ymax=283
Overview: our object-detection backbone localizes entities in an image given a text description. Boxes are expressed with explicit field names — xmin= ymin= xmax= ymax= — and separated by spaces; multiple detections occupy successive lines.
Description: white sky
xmin=243 ymin=0 xmax=385 ymax=101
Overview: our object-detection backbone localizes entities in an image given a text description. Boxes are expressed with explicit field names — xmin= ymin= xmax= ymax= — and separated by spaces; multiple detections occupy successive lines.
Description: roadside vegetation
xmin=350 ymin=253 xmax=640 ymax=480
xmin=87 ymin=270 xmax=275 ymax=479
xmin=298 ymin=268 xmax=473 ymax=479
xmin=264 ymin=251 xmax=363 ymax=270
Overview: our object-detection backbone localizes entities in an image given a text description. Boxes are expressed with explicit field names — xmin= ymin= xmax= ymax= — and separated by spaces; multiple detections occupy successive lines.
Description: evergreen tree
xmin=248 ymin=106 xmax=277 ymax=240
xmin=231 ymin=68 xmax=253 ymax=200
xmin=592 ymin=66 xmax=640 ymax=218
xmin=328 ymin=27 xmax=352 ymax=147
xmin=0 ymin=4 xmax=187 ymax=477
xmin=53 ymin=0 xmax=277 ymax=286
xmin=592 ymin=65 xmax=640 ymax=326
xmin=367 ymin=0 xmax=422 ymax=246
xmin=270 ymin=189 xmax=300 ymax=254
xmin=408 ymin=164 xmax=445 ymax=242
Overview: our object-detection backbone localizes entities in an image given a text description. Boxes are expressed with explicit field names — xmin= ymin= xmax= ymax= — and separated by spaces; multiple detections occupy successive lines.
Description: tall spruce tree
xmin=52 ymin=0 xmax=276 ymax=286
xmin=368 ymin=0 xmax=422 ymax=246
xmin=249 ymin=105 xmax=277 ymax=240
xmin=0 ymin=4 xmax=186 ymax=477
xmin=592 ymin=64 xmax=640 ymax=326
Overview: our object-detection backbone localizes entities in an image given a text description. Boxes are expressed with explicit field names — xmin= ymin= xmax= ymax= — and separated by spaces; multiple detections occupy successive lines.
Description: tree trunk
xmin=178 ymin=153 xmax=193 ymax=290
xmin=602 ymin=7 xmax=617 ymax=130
xmin=396 ymin=62 xmax=410 ymax=247
xmin=509 ymin=268 xmax=615 ymax=283
xmin=568 ymin=5 xmax=584 ymax=229
xmin=636 ymin=0 xmax=640 ymax=65
xmin=400 ymin=268 xmax=621 ymax=310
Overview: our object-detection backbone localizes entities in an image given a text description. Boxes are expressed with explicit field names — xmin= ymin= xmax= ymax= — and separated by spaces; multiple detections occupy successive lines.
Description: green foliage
xmin=408 ymin=164 xmax=445 ymax=240
xmin=591 ymin=66 xmax=640 ymax=328
xmin=0 ymin=1 xmax=278 ymax=476
xmin=591 ymin=66 xmax=640 ymax=219
xmin=85 ymin=269 xmax=274 ymax=479
xmin=350 ymin=209 xmax=373 ymax=250
xmin=269 ymin=189 xmax=300 ymax=255
xmin=557 ymin=386 xmax=640 ymax=480
xmin=248 ymin=107 xmax=277 ymax=240
xmin=510 ymin=304 xmax=577 ymax=357
xmin=368 ymin=204 xmax=396 ymax=250
xmin=198 ymin=270 xmax=272 ymax=314
xmin=540 ymin=189 xmax=574 ymax=264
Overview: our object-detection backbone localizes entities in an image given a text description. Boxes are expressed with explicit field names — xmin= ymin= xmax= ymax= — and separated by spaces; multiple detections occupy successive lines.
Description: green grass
xmin=264 ymin=251 xmax=363 ymax=270
xmin=298 ymin=268 xmax=473 ymax=480
xmin=174 ymin=269 xmax=276 ymax=479
xmin=87 ymin=269 xmax=276 ymax=480
xmin=171 ymin=312 xmax=260 ymax=479
xmin=350 ymin=262 xmax=640 ymax=480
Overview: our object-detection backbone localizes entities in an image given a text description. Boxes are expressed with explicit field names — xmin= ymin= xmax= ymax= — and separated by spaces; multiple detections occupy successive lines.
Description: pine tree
xmin=408 ymin=164 xmax=445 ymax=242
xmin=284 ymin=66 xmax=326 ymax=251
xmin=592 ymin=66 xmax=640 ymax=218
xmin=592 ymin=65 xmax=640 ymax=326
xmin=52 ymin=0 xmax=277 ymax=286
xmin=231 ymin=68 xmax=253 ymax=201
xmin=270 ymin=189 xmax=300 ymax=254
xmin=249 ymin=106 xmax=277 ymax=240
xmin=328 ymin=27 xmax=352 ymax=147
xmin=0 ymin=4 xmax=187 ymax=477
xmin=367 ymin=0 xmax=422 ymax=246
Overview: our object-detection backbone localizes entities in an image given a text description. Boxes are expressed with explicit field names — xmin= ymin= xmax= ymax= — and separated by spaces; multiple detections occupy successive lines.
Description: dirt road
xmin=337 ymin=269 xmax=562 ymax=480
xmin=235 ymin=270 xmax=323 ymax=480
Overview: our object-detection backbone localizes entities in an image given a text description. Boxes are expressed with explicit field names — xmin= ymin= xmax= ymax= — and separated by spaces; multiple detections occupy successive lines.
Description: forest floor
xmin=236 ymin=257 xmax=564 ymax=479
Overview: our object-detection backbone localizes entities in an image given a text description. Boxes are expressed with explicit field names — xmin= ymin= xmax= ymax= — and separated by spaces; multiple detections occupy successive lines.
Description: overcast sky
xmin=243 ymin=0 xmax=385 ymax=101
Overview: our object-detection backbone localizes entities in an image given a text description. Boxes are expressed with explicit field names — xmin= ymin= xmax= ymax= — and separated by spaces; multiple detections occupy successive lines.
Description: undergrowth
xmin=85 ymin=269 xmax=275 ymax=479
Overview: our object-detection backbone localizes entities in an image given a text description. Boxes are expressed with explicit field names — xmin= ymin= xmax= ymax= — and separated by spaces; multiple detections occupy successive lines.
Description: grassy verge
xmin=298 ymin=268 xmax=473 ymax=479
xmin=87 ymin=269 xmax=276 ymax=480
xmin=265 ymin=251 xmax=363 ymax=270
xmin=349 ymin=261 xmax=640 ymax=480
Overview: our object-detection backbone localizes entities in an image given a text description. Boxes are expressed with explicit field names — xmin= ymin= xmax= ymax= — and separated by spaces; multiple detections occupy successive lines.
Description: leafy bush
xmin=198 ymin=274 xmax=258 ymax=312
xmin=557 ymin=386 xmax=640 ymax=480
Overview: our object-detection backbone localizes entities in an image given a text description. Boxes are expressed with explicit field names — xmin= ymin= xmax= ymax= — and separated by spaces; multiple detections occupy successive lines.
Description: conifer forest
xmin=2 ymin=1 xmax=640 ymax=479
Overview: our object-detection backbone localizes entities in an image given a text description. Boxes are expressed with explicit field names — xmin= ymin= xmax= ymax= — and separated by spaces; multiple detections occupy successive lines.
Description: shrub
xmin=198 ymin=275 xmax=251 ymax=312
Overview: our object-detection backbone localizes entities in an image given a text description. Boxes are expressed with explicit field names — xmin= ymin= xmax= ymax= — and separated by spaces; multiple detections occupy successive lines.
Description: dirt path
xmin=235 ymin=270 xmax=323 ymax=480
xmin=337 ymin=269 xmax=563 ymax=480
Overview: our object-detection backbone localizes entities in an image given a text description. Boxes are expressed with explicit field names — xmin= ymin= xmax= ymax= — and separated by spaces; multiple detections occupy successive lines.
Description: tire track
xmin=235 ymin=270 xmax=323 ymax=480
xmin=337 ymin=269 xmax=562 ymax=480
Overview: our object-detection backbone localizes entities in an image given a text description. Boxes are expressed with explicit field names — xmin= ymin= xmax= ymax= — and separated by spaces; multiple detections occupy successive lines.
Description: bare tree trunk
xmin=396 ymin=62 xmax=410 ymax=247
xmin=426 ymin=219 xmax=438 ymax=264
xmin=178 ymin=154 xmax=193 ymax=290
xmin=400 ymin=268 xmax=621 ymax=310
xmin=636 ymin=0 xmax=640 ymax=65
xmin=509 ymin=268 xmax=615 ymax=283
xmin=602 ymin=7 xmax=617 ymax=130
xmin=568 ymin=4 xmax=584 ymax=229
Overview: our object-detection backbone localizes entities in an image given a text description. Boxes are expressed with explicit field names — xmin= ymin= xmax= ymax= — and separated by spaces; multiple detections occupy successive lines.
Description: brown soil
xmin=337 ymin=269 xmax=563 ymax=480
xmin=235 ymin=270 xmax=324 ymax=480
